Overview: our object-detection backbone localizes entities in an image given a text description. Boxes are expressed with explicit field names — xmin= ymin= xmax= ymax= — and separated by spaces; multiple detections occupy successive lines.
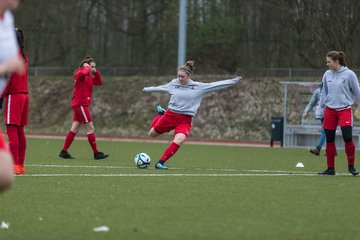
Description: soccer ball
xmin=134 ymin=153 xmax=151 ymax=169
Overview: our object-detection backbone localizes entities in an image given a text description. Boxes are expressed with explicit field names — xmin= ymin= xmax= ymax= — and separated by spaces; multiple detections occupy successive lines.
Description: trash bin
xmin=270 ymin=117 xmax=284 ymax=147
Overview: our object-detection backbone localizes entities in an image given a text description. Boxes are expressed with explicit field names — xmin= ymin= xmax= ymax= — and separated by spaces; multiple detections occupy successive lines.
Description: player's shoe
xmin=14 ymin=165 xmax=22 ymax=175
xmin=318 ymin=168 xmax=335 ymax=175
xmin=309 ymin=147 xmax=320 ymax=156
xmin=59 ymin=150 xmax=74 ymax=159
xmin=19 ymin=165 xmax=26 ymax=175
xmin=156 ymin=105 xmax=166 ymax=115
xmin=348 ymin=166 xmax=359 ymax=176
xmin=94 ymin=152 xmax=109 ymax=160
xmin=155 ymin=162 xmax=168 ymax=170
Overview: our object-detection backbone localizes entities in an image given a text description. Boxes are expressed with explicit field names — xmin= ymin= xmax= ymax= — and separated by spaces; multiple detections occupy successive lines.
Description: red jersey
xmin=71 ymin=66 xmax=102 ymax=107
xmin=1 ymin=53 xmax=29 ymax=98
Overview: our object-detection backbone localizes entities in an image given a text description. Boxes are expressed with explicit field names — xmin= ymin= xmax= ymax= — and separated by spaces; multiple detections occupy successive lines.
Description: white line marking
xmin=18 ymin=173 xmax=326 ymax=177
xmin=26 ymin=164 xmax=318 ymax=174
xmin=27 ymin=164 xmax=134 ymax=169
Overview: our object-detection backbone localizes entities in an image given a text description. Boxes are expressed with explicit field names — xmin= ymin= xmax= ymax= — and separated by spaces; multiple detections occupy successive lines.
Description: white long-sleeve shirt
xmin=0 ymin=11 xmax=18 ymax=92
xmin=143 ymin=77 xmax=240 ymax=116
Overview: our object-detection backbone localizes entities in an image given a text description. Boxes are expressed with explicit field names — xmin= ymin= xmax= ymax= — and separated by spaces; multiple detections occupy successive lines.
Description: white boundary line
xmin=27 ymin=164 xmax=317 ymax=174
xmin=22 ymin=164 xmax=356 ymax=176
xmin=18 ymin=173 xmax=325 ymax=177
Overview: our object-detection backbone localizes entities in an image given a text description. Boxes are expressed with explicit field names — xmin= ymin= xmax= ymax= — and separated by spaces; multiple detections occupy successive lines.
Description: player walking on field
xmin=302 ymin=84 xmax=325 ymax=156
xmin=143 ymin=61 xmax=240 ymax=169
xmin=59 ymin=56 xmax=109 ymax=160
xmin=0 ymin=0 xmax=24 ymax=191
xmin=1 ymin=28 xmax=28 ymax=175
xmin=318 ymin=51 xmax=360 ymax=176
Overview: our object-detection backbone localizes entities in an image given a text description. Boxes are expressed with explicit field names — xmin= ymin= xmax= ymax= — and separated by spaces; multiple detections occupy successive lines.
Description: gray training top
xmin=143 ymin=77 xmax=240 ymax=116
xmin=319 ymin=66 xmax=360 ymax=110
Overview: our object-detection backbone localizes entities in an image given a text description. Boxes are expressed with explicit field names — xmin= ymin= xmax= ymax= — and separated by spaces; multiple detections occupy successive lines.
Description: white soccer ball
xmin=134 ymin=153 xmax=151 ymax=169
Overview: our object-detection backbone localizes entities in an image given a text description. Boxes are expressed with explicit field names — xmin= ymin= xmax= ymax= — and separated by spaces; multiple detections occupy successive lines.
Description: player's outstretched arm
xmin=201 ymin=76 xmax=241 ymax=94
xmin=143 ymin=81 xmax=173 ymax=93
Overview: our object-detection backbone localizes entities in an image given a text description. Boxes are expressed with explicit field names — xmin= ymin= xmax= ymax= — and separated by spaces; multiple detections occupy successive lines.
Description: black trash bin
xmin=270 ymin=117 xmax=284 ymax=147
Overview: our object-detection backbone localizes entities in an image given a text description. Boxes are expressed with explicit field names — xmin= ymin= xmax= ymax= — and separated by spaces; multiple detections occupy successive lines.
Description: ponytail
xmin=15 ymin=27 xmax=26 ymax=61
xmin=326 ymin=51 xmax=347 ymax=66
xmin=177 ymin=60 xmax=195 ymax=75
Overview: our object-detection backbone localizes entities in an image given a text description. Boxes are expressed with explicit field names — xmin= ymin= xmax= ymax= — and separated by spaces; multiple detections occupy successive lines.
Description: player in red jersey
xmin=59 ymin=56 xmax=109 ymax=160
xmin=0 ymin=28 xmax=28 ymax=175
xmin=0 ymin=0 xmax=23 ymax=192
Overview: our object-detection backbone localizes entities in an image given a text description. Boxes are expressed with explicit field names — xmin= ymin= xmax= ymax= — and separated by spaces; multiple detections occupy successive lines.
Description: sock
xmin=17 ymin=126 xmax=26 ymax=166
xmin=160 ymin=142 xmax=180 ymax=162
xmin=6 ymin=125 xmax=19 ymax=165
xmin=63 ymin=130 xmax=76 ymax=151
xmin=325 ymin=142 xmax=336 ymax=168
xmin=345 ymin=141 xmax=355 ymax=166
xmin=87 ymin=133 xmax=99 ymax=154
xmin=150 ymin=114 xmax=162 ymax=129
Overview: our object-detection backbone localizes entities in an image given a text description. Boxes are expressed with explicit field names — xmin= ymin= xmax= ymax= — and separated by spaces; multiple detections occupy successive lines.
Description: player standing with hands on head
xmin=318 ymin=51 xmax=360 ymax=176
xmin=59 ymin=56 xmax=109 ymax=160
xmin=0 ymin=0 xmax=24 ymax=191
xmin=143 ymin=61 xmax=240 ymax=169
xmin=0 ymin=27 xmax=29 ymax=175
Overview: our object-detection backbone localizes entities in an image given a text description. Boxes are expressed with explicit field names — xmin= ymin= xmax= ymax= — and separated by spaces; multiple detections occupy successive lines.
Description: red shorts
xmin=73 ymin=106 xmax=92 ymax=124
xmin=323 ymin=107 xmax=352 ymax=130
xmin=154 ymin=110 xmax=192 ymax=137
xmin=3 ymin=93 xmax=29 ymax=126
xmin=0 ymin=131 xmax=8 ymax=150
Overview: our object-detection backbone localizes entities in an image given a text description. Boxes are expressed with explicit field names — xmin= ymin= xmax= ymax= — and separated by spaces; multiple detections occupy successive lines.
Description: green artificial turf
xmin=0 ymin=138 xmax=359 ymax=240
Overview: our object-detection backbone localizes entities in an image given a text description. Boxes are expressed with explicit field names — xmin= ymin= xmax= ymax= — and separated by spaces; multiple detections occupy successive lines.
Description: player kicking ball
xmin=143 ymin=61 xmax=240 ymax=169
xmin=59 ymin=56 xmax=109 ymax=160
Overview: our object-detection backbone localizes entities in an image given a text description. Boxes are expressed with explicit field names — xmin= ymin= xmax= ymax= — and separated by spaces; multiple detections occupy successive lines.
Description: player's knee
xmin=174 ymin=134 xmax=187 ymax=145
xmin=85 ymin=124 xmax=95 ymax=133
xmin=149 ymin=128 xmax=159 ymax=137
xmin=343 ymin=135 xmax=352 ymax=142
xmin=341 ymin=126 xmax=353 ymax=142
xmin=71 ymin=124 xmax=80 ymax=133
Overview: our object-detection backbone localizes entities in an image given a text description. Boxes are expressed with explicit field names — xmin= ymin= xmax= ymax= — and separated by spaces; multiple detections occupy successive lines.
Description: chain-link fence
xmin=29 ymin=66 xmax=360 ymax=80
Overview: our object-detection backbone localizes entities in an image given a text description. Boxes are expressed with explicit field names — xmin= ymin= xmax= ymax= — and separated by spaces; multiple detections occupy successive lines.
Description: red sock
xmin=345 ymin=141 xmax=355 ymax=166
xmin=160 ymin=142 xmax=180 ymax=162
xmin=87 ymin=133 xmax=99 ymax=154
xmin=150 ymin=114 xmax=162 ymax=129
xmin=63 ymin=130 xmax=76 ymax=151
xmin=325 ymin=142 xmax=336 ymax=168
xmin=17 ymin=126 xmax=26 ymax=166
xmin=6 ymin=125 xmax=19 ymax=165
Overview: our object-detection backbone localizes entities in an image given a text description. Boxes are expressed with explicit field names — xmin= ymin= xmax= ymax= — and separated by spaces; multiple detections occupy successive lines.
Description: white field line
xmin=18 ymin=173 xmax=329 ymax=177
xmin=26 ymin=164 xmax=318 ymax=174
xmin=19 ymin=164 xmax=355 ymax=176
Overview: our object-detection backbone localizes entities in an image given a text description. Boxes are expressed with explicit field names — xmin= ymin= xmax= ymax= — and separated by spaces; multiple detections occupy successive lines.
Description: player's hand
xmin=302 ymin=112 xmax=308 ymax=119
xmin=357 ymin=108 xmax=360 ymax=120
